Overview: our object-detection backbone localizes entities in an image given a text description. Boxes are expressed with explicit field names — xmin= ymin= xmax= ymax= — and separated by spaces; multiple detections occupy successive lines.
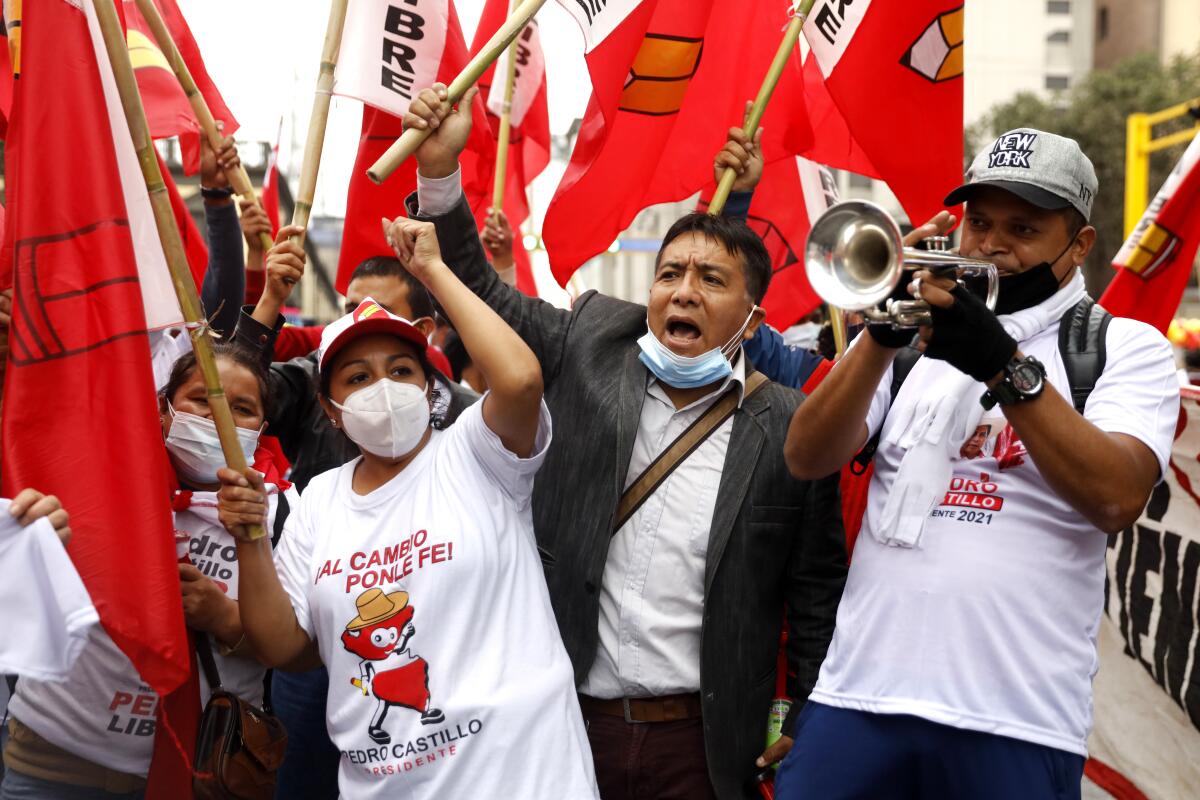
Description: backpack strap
xmin=1057 ymin=296 xmax=1112 ymax=414
xmin=271 ymin=490 xmax=289 ymax=548
xmin=850 ymin=345 xmax=922 ymax=474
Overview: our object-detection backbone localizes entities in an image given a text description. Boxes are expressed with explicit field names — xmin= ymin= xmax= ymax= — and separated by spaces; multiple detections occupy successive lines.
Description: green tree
xmin=967 ymin=50 xmax=1200 ymax=294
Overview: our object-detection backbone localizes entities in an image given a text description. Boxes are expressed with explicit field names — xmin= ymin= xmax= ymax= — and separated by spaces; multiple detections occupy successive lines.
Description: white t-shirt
xmin=0 ymin=500 xmax=98 ymax=681
xmin=9 ymin=485 xmax=290 ymax=775
xmin=274 ymin=399 xmax=597 ymax=800
xmin=811 ymin=316 xmax=1180 ymax=756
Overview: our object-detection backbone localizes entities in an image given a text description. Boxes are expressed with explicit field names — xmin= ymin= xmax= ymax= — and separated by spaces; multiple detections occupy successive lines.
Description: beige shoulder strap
xmin=612 ymin=371 xmax=769 ymax=534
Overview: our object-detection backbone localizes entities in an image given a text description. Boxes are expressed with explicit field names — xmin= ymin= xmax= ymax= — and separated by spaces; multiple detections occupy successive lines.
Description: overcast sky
xmin=176 ymin=0 xmax=591 ymax=219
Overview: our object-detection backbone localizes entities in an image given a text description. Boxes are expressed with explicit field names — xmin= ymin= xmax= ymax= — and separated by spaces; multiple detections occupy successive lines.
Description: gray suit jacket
xmin=413 ymin=194 xmax=847 ymax=799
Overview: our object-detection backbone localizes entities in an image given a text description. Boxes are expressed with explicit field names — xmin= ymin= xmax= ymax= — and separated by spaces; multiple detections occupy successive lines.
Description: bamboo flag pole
xmin=93 ymin=0 xmax=266 ymax=539
xmin=368 ymin=0 xmax=549 ymax=184
xmin=706 ymin=0 xmax=816 ymax=216
xmin=490 ymin=0 xmax=522 ymax=214
xmin=292 ymin=0 xmax=351 ymax=237
xmin=132 ymin=0 xmax=274 ymax=254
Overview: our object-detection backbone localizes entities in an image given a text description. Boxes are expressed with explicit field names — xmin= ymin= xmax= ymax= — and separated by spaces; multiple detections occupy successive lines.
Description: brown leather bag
xmin=192 ymin=632 xmax=288 ymax=800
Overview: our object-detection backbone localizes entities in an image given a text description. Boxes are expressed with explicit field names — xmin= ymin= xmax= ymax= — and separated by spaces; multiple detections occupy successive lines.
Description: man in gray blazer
xmin=400 ymin=85 xmax=847 ymax=799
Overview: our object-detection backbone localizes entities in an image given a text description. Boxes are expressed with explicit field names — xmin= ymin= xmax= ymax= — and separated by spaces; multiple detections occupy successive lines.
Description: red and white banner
xmin=800 ymin=0 xmax=963 ymax=226
xmin=335 ymin=0 xmax=449 ymax=115
xmin=2 ymin=1 xmax=196 ymax=795
xmin=1091 ymin=385 xmax=1200 ymax=798
xmin=1100 ymin=133 xmax=1200 ymax=336
xmin=336 ymin=0 xmax=494 ymax=292
xmin=543 ymin=0 xmax=813 ymax=284
xmin=471 ymin=0 xmax=551 ymax=297
xmin=99 ymin=4 xmax=184 ymax=330
xmin=486 ymin=18 xmax=545 ymax=128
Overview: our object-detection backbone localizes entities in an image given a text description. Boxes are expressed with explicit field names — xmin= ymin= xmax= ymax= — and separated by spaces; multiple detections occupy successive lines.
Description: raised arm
xmin=198 ymin=135 xmax=246 ymax=339
xmin=385 ymin=217 xmax=542 ymax=457
xmin=403 ymin=84 xmax=572 ymax=385
xmin=784 ymin=212 xmax=957 ymax=478
xmin=218 ymin=468 xmax=318 ymax=670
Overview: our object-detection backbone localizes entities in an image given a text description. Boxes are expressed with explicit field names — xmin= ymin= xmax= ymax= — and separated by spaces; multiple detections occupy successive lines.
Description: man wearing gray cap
xmin=775 ymin=129 xmax=1180 ymax=798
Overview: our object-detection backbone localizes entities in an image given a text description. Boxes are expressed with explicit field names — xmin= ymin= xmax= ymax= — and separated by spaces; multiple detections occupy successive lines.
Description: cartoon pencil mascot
xmin=342 ymin=588 xmax=444 ymax=744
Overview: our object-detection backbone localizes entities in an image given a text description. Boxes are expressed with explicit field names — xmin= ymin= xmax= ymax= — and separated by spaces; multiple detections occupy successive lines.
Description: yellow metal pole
xmin=1124 ymin=113 xmax=1149 ymax=239
xmin=1124 ymin=99 xmax=1200 ymax=238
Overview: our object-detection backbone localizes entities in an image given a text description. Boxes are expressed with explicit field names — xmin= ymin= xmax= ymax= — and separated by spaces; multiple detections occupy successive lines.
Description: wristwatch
xmin=980 ymin=355 xmax=1046 ymax=409
xmin=200 ymin=186 xmax=234 ymax=200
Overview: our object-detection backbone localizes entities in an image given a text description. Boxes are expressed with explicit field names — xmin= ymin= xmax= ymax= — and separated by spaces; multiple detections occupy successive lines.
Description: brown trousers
xmin=582 ymin=710 xmax=718 ymax=800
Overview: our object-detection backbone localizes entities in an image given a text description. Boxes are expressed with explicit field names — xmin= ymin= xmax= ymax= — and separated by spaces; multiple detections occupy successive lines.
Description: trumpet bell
xmin=804 ymin=199 xmax=999 ymax=329
xmin=805 ymin=200 xmax=904 ymax=311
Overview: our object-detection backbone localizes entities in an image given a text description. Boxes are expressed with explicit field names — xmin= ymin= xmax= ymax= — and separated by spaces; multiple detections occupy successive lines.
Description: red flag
xmin=699 ymin=156 xmax=839 ymax=331
xmin=543 ymin=0 xmax=813 ymax=284
xmin=0 ymin=9 xmax=16 ymax=139
xmin=123 ymin=0 xmax=238 ymax=173
xmin=469 ymin=0 xmax=551 ymax=296
xmin=1100 ymin=134 xmax=1200 ymax=334
xmin=800 ymin=0 xmax=963 ymax=225
xmin=335 ymin=1 xmax=493 ymax=293
xmin=1 ymin=0 xmax=194 ymax=794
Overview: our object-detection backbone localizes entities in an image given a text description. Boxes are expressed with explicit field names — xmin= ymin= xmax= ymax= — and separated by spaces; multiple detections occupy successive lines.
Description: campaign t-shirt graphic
xmin=342 ymin=588 xmax=443 ymax=743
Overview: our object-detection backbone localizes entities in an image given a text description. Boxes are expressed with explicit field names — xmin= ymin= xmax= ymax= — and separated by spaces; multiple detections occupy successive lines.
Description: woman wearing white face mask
xmin=1 ymin=344 xmax=297 ymax=800
xmin=217 ymin=219 xmax=598 ymax=800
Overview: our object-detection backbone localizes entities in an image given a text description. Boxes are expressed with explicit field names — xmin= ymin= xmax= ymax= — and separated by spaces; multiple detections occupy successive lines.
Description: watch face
xmin=1011 ymin=363 xmax=1043 ymax=393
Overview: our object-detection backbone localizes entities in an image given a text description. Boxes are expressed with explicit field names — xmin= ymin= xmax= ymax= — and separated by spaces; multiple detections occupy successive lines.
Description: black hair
xmin=349 ymin=256 xmax=435 ymax=321
xmin=440 ymin=329 xmax=470 ymax=384
xmin=161 ymin=342 xmax=273 ymax=422
xmin=656 ymin=213 xmax=772 ymax=304
xmin=317 ymin=340 xmax=447 ymax=430
xmin=1061 ymin=207 xmax=1088 ymax=238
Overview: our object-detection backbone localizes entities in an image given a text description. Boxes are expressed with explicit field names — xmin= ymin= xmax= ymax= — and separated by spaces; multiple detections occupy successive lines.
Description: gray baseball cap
xmin=944 ymin=128 xmax=1098 ymax=221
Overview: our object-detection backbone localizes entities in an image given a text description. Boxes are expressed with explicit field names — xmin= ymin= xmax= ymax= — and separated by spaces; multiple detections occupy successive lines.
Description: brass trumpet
xmin=805 ymin=200 xmax=999 ymax=329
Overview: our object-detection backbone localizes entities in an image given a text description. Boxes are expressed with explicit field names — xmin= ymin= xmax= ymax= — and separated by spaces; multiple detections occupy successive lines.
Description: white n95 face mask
xmin=165 ymin=404 xmax=261 ymax=486
xmin=332 ymin=379 xmax=431 ymax=460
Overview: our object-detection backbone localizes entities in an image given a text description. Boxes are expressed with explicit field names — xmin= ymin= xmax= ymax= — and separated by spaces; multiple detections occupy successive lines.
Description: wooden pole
xmin=368 ymin=0 xmax=550 ymax=184
xmin=92 ymin=0 xmax=266 ymax=540
xmin=829 ymin=306 xmax=847 ymax=359
xmin=292 ymin=0 xmax=351 ymax=238
xmin=490 ymin=0 xmax=522 ymax=213
xmin=707 ymin=0 xmax=816 ymax=216
xmin=132 ymin=0 xmax=274 ymax=253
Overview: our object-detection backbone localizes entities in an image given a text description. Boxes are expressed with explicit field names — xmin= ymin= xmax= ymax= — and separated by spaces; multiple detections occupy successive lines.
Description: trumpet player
xmin=775 ymin=130 xmax=1180 ymax=800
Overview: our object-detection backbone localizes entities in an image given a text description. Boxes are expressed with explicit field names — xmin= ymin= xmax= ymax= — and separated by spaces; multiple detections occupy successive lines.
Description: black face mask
xmin=993 ymin=237 xmax=1077 ymax=315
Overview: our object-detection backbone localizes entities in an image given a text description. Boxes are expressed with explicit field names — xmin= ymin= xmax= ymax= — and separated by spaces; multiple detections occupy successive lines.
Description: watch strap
xmin=981 ymin=355 xmax=1044 ymax=409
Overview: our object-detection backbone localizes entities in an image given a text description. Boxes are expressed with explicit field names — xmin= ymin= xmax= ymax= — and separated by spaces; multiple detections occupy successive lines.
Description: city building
xmin=1093 ymin=0 xmax=1200 ymax=69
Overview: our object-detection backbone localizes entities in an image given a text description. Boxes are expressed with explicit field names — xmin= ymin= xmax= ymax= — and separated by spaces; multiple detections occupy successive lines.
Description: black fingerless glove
xmin=924 ymin=286 xmax=1017 ymax=382
xmin=865 ymin=280 xmax=920 ymax=349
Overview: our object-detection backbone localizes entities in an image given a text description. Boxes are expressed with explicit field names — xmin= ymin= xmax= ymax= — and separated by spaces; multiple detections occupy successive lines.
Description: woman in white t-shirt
xmin=217 ymin=218 xmax=597 ymax=800
xmin=1 ymin=344 xmax=296 ymax=799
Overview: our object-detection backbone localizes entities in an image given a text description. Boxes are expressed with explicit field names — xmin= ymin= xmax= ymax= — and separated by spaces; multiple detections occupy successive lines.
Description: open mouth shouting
xmin=664 ymin=316 xmax=704 ymax=352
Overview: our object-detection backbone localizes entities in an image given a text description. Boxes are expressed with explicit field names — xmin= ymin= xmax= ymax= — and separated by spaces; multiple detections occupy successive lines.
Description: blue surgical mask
xmin=637 ymin=307 xmax=759 ymax=389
